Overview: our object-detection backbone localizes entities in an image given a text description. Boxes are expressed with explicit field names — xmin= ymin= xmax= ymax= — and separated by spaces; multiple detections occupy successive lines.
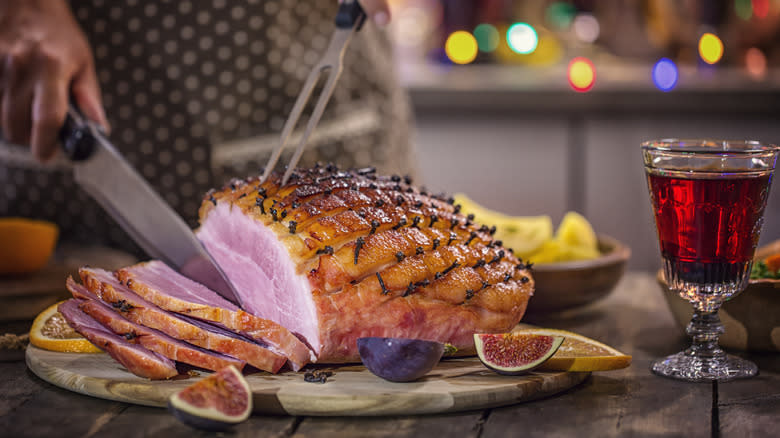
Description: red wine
xmin=647 ymin=172 xmax=772 ymax=297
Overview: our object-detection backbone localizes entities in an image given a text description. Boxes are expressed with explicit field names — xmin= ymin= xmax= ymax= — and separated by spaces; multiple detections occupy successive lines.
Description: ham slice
xmin=57 ymin=299 xmax=178 ymax=380
xmin=66 ymin=277 xmax=246 ymax=373
xmin=116 ymin=260 xmax=313 ymax=370
xmin=197 ymin=166 xmax=534 ymax=362
xmin=78 ymin=267 xmax=287 ymax=373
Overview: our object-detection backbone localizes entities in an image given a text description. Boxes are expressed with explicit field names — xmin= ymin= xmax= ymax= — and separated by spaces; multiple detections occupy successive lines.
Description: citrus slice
xmin=454 ymin=193 xmax=553 ymax=258
xmin=512 ymin=327 xmax=631 ymax=371
xmin=0 ymin=217 xmax=59 ymax=275
xmin=554 ymin=211 xmax=598 ymax=252
xmin=30 ymin=301 xmax=102 ymax=353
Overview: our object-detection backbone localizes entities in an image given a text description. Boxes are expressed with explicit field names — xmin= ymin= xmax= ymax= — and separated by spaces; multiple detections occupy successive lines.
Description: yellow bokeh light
xmin=445 ymin=31 xmax=478 ymax=65
xmin=698 ymin=33 xmax=723 ymax=64
xmin=568 ymin=57 xmax=595 ymax=92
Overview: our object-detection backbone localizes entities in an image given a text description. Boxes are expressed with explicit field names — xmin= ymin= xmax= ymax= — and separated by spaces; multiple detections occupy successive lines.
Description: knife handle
xmin=335 ymin=0 xmax=366 ymax=30
xmin=59 ymin=102 xmax=98 ymax=161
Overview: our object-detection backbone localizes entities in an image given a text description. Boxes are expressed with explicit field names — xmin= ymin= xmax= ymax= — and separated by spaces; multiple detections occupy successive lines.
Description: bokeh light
xmin=521 ymin=31 xmax=564 ymax=66
xmin=572 ymin=14 xmax=600 ymax=43
xmin=568 ymin=57 xmax=595 ymax=92
xmin=752 ymin=0 xmax=770 ymax=18
xmin=652 ymin=58 xmax=678 ymax=92
xmin=445 ymin=31 xmax=478 ymax=65
xmin=745 ymin=47 xmax=767 ymax=79
xmin=698 ymin=33 xmax=723 ymax=64
xmin=735 ymin=0 xmax=752 ymax=20
xmin=546 ymin=2 xmax=576 ymax=30
xmin=473 ymin=23 xmax=499 ymax=53
xmin=507 ymin=23 xmax=538 ymax=54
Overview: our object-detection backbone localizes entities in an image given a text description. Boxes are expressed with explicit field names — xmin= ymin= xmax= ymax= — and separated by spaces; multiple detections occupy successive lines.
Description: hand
xmin=355 ymin=0 xmax=391 ymax=27
xmin=0 ymin=0 xmax=106 ymax=162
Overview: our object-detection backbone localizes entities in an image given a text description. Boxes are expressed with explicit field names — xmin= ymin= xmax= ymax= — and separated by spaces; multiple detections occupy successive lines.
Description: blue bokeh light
xmin=652 ymin=58 xmax=678 ymax=92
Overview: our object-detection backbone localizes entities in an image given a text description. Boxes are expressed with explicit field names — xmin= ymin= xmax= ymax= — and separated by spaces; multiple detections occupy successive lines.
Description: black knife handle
xmin=335 ymin=0 xmax=366 ymax=30
xmin=59 ymin=102 xmax=97 ymax=161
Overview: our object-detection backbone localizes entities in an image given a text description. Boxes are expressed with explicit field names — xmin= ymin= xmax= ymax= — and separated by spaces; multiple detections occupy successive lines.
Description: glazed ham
xmin=197 ymin=166 xmax=534 ymax=362
xmin=60 ymin=166 xmax=534 ymax=378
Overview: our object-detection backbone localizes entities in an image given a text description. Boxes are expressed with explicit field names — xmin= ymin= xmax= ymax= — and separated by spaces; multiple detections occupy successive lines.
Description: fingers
xmin=357 ymin=0 xmax=391 ymax=27
xmin=30 ymin=75 xmax=68 ymax=162
xmin=71 ymin=62 xmax=108 ymax=132
xmin=1 ymin=46 xmax=34 ymax=146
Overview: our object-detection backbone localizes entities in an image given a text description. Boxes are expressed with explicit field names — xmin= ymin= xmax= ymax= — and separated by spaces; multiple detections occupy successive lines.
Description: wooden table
xmin=1 ymin=272 xmax=777 ymax=437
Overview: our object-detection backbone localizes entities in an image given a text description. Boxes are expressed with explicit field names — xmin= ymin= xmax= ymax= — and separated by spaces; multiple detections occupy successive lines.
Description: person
xmin=0 ymin=0 xmax=415 ymax=253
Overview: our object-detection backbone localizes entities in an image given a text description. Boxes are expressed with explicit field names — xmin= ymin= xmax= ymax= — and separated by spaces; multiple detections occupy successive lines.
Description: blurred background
xmin=386 ymin=0 xmax=780 ymax=271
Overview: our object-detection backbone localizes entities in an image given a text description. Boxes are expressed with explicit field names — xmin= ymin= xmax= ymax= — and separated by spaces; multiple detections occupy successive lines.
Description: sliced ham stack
xmin=59 ymin=165 xmax=534 ymax=379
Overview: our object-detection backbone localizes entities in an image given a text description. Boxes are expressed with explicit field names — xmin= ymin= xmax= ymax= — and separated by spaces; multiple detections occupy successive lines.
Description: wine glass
xmin=642 ymin=139 xmax=779 ymax=382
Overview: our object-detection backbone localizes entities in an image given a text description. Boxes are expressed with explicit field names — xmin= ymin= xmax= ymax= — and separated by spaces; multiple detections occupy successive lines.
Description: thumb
xmin=357 ymin=0 xmax=390 ymax=27
xmin=70 ymin=64 xmax=110 ymax=133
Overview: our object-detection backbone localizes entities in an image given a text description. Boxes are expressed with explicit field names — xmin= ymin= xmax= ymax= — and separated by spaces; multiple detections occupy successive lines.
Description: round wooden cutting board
xmin=26 ymin=346 xmax=588 ymax=416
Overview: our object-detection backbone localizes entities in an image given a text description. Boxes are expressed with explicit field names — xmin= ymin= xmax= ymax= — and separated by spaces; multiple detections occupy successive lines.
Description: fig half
xmin=168 ymin=365 xmax=252 ymax=431
xmin=357 ymin=337 xmax=445 ymax=382
xmin=475 ymin=333 xmax=564 ymax=375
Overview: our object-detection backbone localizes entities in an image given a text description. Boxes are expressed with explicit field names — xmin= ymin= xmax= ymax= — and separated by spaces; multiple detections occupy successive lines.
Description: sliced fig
xmin=475 ymin=333 xmax=564 ymax=375
xmin=168 ymin=365 xmax=251 ymax=431
xmin=357 ymin=337 xmax=445 ymax=382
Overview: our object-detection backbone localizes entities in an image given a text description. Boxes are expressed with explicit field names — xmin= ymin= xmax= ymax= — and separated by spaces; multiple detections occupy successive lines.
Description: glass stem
xmin=686 ymin=309 xmax=725 ymax=360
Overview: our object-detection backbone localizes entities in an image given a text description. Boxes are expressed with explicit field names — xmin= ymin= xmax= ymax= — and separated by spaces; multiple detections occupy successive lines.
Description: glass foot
xmin=651 ymin=350 xmax=758 ymax=382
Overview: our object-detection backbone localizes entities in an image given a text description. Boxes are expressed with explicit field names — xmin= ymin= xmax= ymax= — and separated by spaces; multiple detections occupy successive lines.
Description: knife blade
xmin=59 ymin=103 xmax=243 ymax=306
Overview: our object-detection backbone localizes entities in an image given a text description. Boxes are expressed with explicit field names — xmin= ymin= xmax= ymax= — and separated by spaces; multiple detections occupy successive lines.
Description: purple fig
xmin=474 ymin=333 xmax=564 ymax=375
xmin=357 ymin=337 xmax=445 ymax=382
xmin=168 ymin=365 xmax=251 ymax=431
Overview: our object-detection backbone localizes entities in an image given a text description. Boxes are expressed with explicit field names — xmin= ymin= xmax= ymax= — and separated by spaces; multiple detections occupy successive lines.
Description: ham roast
xmin=197 ymin=165 xmax=533 ymax=362
xmin=60 ymin=165 xmax=534 ymax=378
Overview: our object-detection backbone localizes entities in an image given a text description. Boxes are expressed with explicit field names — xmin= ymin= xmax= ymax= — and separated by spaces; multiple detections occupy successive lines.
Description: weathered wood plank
xmin=719 ymin=354 xmax=780 ymax=438
xmin=292 ymin=413 xmax=485 ymax=438
xmin=90 ymin=404 xmax=299 ymax=438
xmin=0 ymin=376 xmax=126 ymax=438
xmin=484 ymin=273 xmax=713 ymax=438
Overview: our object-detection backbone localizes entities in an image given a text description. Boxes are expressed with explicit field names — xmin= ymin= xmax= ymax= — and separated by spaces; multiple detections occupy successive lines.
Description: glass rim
xmin=641 ymin=139 xmax=779 ymax=154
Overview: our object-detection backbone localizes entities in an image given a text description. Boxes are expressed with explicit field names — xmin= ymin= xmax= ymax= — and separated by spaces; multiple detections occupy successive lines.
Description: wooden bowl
xmin=657 ymin=240 xmax=780 ymax=352
xmin=525 ymin=235 xmax=631 ymax=314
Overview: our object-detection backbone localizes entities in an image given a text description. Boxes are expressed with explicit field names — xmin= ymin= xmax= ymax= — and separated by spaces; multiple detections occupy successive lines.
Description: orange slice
xmin=512 ymin=327 xmax=631 ymax=371
xmin=0 ymin=217 xmax=58 ymax=275
xmin=30 ymin=301 xmax=102 ymax=353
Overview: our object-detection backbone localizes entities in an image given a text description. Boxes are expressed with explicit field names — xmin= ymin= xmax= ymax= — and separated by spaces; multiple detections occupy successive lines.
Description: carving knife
xmin=59 ymin=103 xmax=243 ymax=306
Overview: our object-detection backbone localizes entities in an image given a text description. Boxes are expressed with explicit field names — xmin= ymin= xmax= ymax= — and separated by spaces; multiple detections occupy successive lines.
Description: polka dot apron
xmin=0 ymin=0 xmax=415 ymax=255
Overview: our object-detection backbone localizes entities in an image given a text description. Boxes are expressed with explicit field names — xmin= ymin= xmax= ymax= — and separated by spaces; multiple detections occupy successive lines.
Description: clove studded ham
xmin=58 ymin=165 xmax=535 ymax=378
xmin=197 ymin=165 xmax=534 ymax=362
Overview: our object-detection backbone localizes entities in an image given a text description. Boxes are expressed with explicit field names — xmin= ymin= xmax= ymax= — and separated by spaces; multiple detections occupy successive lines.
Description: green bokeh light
xmin=473 ymin=23 xmax=500 ymax=53
xmin=735 ymin=0 xmax=752 ymax=20
xmin=546 ymin=2 xmax=576 ymax=29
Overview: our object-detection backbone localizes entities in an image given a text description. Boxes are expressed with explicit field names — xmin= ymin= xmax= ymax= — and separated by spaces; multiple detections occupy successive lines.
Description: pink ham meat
xmin=65 ymin=277 xmax=245 ymax=373
xmin=57 ymin=299 xmax=178 ymax=380
xmin=197 ymin=166 xmax=534 ymax=362
xmin=78 ymin=267 xmax=287 ymax=373
xmin=116 ymin=260 xmax=313 ymax=371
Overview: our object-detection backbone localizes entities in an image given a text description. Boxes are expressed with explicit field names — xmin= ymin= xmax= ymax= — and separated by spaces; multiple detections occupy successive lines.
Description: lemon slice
xmin=454 ymin=193 xmax=552 ymax=258
xmin=555 ymin=211 xmax=597 ymax=251
xmin=512 ymin=327 xmax=631 ymax=371
xmin=30 ymin=301 xmax=102 ymax=353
